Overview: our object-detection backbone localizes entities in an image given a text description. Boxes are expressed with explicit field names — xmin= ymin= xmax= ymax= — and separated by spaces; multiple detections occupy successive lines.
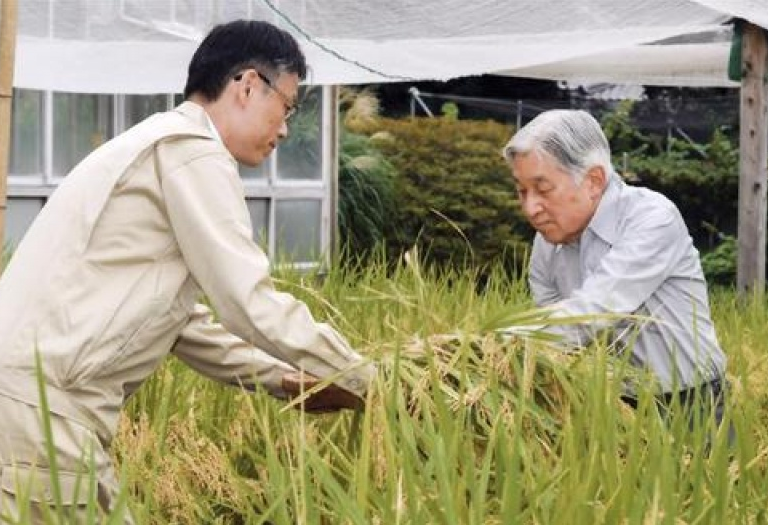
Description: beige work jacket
xmin=0 ymin=102 xmax=374 ymax=445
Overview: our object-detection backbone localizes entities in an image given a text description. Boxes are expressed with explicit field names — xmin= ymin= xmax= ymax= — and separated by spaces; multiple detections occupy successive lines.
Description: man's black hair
xmin=183 ymin=20 xmax=307 ymax=101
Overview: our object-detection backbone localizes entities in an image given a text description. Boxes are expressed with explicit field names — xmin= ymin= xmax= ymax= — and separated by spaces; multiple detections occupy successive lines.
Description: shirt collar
xmin=586 ymin=173 xmax=625 ymax=245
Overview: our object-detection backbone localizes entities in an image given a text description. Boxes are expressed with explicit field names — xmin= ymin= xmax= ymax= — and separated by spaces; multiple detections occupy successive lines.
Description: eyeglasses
xmin=232 ymin=70 xmax=299 ymax=121
xmin=257 ymin=72 xmax=300 ymax=121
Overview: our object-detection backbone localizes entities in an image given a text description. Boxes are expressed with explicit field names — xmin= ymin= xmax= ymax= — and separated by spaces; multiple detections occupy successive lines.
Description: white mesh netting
xmin=9 ymin=0 xmax=768 ymax=93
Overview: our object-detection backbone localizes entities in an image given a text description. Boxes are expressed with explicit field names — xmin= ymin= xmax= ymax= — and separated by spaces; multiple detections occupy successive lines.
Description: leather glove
xmin=281 ymin=371 xmax=365 ymax=413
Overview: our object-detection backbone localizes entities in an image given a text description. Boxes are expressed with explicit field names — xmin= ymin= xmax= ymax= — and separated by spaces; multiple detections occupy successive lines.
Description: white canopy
xmin=11 ymin=1 xmax=768 ymax=93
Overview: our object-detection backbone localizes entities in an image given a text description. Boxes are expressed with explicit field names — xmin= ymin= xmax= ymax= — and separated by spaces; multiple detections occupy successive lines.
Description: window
xmin=276 ymin=86 xmax=322 ymax=181
xmin=6 ymin=88 xmax=333 ymax=268
xmin=240 ymin=160 xmax=269 ymax=180
xmin=5 ymin=199 xmax=44 ymax=247
xmin=239 ymin=85 xmax=331 ymax=266
xmin=9 ymin=89 xmax=43 ymax=177
xmin=275 ymin=199 xmax=322 ymax=263
xmin=52 ymin=93 xmax=113 ymax=177
xmin=125 ymin=94 xmax=170 ymax=128
xmin=246 ymin=199 xmax=270 ymax=249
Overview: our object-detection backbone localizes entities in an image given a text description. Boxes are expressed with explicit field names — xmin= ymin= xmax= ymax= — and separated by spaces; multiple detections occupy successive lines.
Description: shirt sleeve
xmin=171 ymin=303 xmax=298 ymax=398
xmin=547 ymin=198 xmax=688 ymax=346
xmin=529 ymin=233 xmax=562 ymax=307
xmin=162 ymin=151 xmax=374 ymax=397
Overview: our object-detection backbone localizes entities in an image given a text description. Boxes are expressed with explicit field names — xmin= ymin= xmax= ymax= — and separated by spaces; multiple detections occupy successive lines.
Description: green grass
xmin=1 ymin=242 xmax=11 ymax=273
xmin=7 ymin=258 xmax=768 ymax=524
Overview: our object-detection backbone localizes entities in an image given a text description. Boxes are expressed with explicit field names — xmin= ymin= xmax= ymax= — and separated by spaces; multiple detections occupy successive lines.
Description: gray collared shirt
xmin=529 ymin=175 xmax=726 ymax=392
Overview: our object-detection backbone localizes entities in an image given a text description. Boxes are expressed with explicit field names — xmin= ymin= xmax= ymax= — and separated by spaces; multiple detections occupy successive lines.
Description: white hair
xmin=502 ymin=109 xmax=613 ymax=184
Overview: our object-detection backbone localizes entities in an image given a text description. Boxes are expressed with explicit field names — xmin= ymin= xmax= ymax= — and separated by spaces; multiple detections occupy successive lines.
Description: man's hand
xmin=281 ymin=372 xmax=365 ymax=413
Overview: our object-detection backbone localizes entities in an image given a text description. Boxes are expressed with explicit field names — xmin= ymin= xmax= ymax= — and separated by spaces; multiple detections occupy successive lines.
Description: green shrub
xmin=350 ymin=115 xmax=532 ymax=276
xmin=701 ymin=235 xmax=737 ymax=286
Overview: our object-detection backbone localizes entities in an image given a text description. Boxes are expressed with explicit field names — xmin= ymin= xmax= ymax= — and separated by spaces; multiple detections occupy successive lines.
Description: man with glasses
xmin=0 ymin=20 xmax=374 ymax=523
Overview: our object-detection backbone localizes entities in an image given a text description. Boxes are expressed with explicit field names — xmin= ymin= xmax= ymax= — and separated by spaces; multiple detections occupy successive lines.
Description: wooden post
xmin=0 ymin=0 xmax=18 ymax=250
xmin=737 ymin=22 xmax=768 ymax=296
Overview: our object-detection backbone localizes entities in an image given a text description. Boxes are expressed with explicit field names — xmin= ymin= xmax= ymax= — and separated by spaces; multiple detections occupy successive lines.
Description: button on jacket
xmin=0 ymin=101 xmax=374 ymax=457
xmin=529 ymin=175 xmax=725 ymax=392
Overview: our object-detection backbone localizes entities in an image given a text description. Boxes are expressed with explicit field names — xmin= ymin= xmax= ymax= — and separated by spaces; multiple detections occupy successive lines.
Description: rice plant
xmin=8 ymin=257 xmax=768 ymax=524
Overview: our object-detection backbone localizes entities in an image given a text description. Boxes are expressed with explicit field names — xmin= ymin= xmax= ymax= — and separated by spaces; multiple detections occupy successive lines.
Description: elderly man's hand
xmin=281 ymin=372 xmax=365 ymax=413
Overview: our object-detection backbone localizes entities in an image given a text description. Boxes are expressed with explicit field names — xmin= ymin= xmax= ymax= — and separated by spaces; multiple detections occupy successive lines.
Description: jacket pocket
xmin=1 ymin=464 xmax=93 ymax=506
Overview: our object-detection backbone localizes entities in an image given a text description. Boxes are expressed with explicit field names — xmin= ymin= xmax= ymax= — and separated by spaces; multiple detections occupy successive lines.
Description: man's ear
xmin=235 ymin=70 xmax=256 ymax=105
xmin=585 ymin=165 xmax=607 ymax=200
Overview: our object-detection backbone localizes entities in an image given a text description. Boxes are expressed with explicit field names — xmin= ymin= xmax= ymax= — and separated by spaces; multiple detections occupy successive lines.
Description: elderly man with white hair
xmin=503 ymin=109 xmax=729 ymax=431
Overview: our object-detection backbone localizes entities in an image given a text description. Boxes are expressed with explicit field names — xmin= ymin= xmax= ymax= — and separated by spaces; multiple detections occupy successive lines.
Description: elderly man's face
xmin=511 ymin=151 xmax=605 ymax=245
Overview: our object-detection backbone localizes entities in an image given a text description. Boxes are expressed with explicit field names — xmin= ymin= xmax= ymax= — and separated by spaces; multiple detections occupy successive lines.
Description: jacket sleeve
xmin=171 ymin=303 xmax=298 ymax=398
xmin=161 ymin=149 xmax=374 ymax=398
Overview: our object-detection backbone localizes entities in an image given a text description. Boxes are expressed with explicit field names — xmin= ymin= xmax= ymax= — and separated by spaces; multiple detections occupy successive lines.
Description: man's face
xmin=511 ymin=151 xmax=604 ymax=245
xmin=228 ymin=70 xmax=300 ymax=167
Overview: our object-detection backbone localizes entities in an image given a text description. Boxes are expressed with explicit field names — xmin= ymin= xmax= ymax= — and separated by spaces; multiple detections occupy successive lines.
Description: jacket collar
xmin=173 ymin=101 xmax=233 ymax=160
xmin=174 ymin=101 xmax=217 ymax=140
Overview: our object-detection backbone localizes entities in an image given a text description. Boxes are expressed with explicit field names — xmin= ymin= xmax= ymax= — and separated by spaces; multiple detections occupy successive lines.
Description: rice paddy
xmin=105 ymin=258 xmax=768 ymax=524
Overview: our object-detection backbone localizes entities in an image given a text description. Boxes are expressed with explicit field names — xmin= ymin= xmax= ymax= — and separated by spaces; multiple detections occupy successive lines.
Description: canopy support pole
xmin=737 ymin=22 xmax=768 ymax=296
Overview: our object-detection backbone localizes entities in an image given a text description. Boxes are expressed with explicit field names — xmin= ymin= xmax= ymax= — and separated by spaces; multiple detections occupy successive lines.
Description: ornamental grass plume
xmin=341 ymin=87 xmax=380 ymax=129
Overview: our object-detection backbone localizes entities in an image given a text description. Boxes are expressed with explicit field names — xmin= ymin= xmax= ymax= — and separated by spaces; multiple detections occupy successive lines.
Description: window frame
xmin=6 ymin=87 xmax=334 ymax=269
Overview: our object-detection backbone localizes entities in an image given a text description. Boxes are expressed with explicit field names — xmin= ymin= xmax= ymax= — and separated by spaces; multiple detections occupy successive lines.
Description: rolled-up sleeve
xmin=162 ymin=152 xmax=374 ymax=397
